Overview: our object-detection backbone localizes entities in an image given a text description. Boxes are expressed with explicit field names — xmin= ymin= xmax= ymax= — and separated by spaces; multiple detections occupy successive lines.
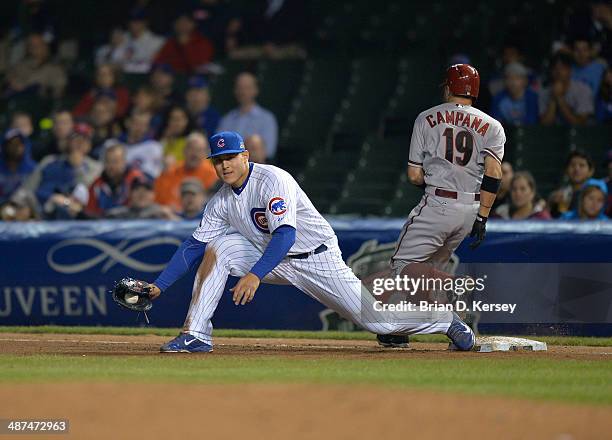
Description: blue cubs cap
xmin=188 ymin=75 xmax=209 ymax=90
xmin=3 ymin=128 xmax=27 ymax=146
xmin=129 ymin=7 xmax=147 ymax=21
xmin=151 ymin=63 xmax=174 ymax=75
xmin=208 ymin=131 xmax=246 ymax=158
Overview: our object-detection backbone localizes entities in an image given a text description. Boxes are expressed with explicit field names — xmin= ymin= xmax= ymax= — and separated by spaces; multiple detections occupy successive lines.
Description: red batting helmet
xmin=445 ymin=64 xmax=480 ymax=99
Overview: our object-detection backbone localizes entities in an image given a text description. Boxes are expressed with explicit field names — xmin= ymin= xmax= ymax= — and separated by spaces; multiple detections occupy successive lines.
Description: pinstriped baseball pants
xmin=185 ymin=233 xmax=452 ymax=345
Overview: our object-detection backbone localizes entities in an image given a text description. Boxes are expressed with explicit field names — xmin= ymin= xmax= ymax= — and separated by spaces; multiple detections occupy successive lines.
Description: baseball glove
xmin=111 ymin=277 xmax=153 ymax=313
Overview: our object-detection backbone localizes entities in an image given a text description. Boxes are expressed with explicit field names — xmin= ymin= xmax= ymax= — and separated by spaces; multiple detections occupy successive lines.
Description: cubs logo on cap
xmin=268 ymin=197 xmax=287 ymax=215
xmin=208 ymin=131 xmax=246 ymax=158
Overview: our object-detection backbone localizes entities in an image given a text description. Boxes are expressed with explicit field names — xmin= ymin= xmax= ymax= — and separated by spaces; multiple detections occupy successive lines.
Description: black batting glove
xmin=469 ymin=214 xmax=487 ymax=249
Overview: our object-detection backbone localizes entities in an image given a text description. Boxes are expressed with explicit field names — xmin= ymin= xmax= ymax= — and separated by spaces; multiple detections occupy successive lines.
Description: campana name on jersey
xmin=424 ymin=110 xmax=490 ymax=136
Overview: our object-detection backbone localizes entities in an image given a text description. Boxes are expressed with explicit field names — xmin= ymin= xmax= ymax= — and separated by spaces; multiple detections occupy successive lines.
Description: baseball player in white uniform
xmin=145 ymin=131 xmax=476 ymax=353
xmin=387 ymin=64 xmax=505 ymax=348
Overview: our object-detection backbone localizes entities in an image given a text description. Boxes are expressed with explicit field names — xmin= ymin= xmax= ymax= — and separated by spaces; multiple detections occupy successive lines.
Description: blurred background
xmin=0 ymin=0 xmax=610 ymax=222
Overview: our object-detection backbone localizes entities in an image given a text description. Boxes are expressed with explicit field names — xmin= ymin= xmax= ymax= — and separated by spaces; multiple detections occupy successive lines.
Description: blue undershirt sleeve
xmin=250 ymin=225 xmax=296 ymax=280
xmin=153 ymin=236 xmax=207 ymax=291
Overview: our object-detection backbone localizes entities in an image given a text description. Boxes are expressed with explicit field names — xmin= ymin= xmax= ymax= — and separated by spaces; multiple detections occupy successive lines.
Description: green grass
xmin=1 ymin=355 xmax=610 ymax=405
xmin=1 ymin=326 xmax=611 ymax=347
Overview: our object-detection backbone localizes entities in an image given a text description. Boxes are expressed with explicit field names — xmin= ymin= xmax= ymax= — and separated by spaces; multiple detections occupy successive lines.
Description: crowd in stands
xmin=0 ymin=0 xmax=610 ymax=222
xmin=0 ymin=1 xmax=290 ymax=221
xmin=492 ymin=150 xmax=611 ymax=221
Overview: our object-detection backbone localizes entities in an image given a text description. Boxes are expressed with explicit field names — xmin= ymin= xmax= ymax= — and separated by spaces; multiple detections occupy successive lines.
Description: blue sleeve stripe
xmin=250 ymin=225 xmax=296 ymax=280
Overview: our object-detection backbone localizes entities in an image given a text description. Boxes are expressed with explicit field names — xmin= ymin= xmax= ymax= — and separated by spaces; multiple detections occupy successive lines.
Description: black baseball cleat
xmin=376 ymin=334 xmax=409 ymax=348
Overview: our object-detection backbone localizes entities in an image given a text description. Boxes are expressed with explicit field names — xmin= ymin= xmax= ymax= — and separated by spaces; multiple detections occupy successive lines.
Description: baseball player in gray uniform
xmin=145 ymin=131 xmax=477 ymax=353
xmin=385 ymin=64 xmax=505 ymax=348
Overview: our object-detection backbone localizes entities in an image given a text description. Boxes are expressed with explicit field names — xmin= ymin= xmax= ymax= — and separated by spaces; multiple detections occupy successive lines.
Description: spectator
xmin=540 ymin=53 xmax=594 ymax=126
xmin=571 ymin=38 xmax=607 ymax=96
xmin=591 ymin=2 xmax=612 ymax=61
xmin=10 ymin=112 xmax=34 ymax=138
xmin=245 ymin=134 xmax=267 ymax=164
xmin=158 ymin=106 xmax=194 ymax=166
xmin=73 ymin=64 xmax=131 ymax=118
xmin=561 ymin=3 xmax=612 ymax=67
xmin=0 ymin=188 xmax=40 ymax=221
xmin=595 ymin=67 xmax=612 ymax=122
xmin=154 ymin=132 xmax=217 ymax=210
xmin=116 ymin=8 xmax=165 ymax=74
xmin=106 ymin=177 xmax=177 ymax=219
xmin=228 ymin=0 xmax=308 ymax=60
xmin=35 ymin=110 xmax=73 ymax=160
xmin=0 ymin=129 xmax=36 ymax=205
xmin=217 ymin=72 xmax=278 ymax=158
xmin=492 ymin=162 xmax=514 ymax=210
xmin=188 ymin=0 xmax=240 ymax=57
xmin=89 ymin=94 xmax=123 ymax=153
xmin=20 ymin=123 xmax=102 ymax=219
xmin=177 ymin=178 xmax=210 ymax=220
xmin=119 ymin=111 xmax=163 ymax=178
xmin=561 ymin=178 xmax=609 ymax=221
xmin=5 ymin=33 xmax=67 ymax=98
xmin=605 ymin=150 xmax=612 ymax=218
xmin=10 ymin=112 xmax=39 ymax=160
xmin=154 ymin=12 xmax=215 ymax=74
xmin=95 ymin=28 xmax=128 ymax=67
xmin=85 ymin=141 xmax=145 ymax=218
xmin=488 ymin=41 xmax=539 ymax=97
xmin=549 ymin=150 xmax=595 ymax=218
xmin=491 ymin=63 xmax=539 ymax=126
xmin=493 ymin=171 xmax=551 ymax=220
xmin=149 ymin=64 xmax=179 ymax=112
xmin=131 ymin=85 xmax=162 ymax=130
xmin=185 ymin=75 xmax=220 ymax=136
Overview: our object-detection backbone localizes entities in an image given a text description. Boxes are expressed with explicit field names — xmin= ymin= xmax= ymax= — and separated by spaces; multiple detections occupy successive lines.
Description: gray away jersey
xmin=408 ymin=102 xmax=505 ymax=193
xmin=193 ymin=163 xmax=335 ymax=253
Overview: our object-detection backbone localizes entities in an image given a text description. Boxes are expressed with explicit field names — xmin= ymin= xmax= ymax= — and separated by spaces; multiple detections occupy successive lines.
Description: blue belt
xmin=288 ymin=244 xmax=328 ymax=259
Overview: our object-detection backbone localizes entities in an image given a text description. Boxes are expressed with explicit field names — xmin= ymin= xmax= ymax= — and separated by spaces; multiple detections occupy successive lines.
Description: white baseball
xmin=125 ymin=293 xmax=139 ymax=304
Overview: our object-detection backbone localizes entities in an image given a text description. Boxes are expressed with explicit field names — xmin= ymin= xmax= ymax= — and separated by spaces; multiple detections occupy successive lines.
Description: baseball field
xmin=0 ymin=326 xmax=610 ymax=439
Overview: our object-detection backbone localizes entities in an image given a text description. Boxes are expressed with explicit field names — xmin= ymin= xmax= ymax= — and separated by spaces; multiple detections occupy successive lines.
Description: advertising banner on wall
xmin=0 ymin=220 xmax=611 ymax=334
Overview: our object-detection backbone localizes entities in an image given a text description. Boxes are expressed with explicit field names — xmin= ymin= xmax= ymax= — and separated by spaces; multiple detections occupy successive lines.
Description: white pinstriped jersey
xmin=408 ymin=103 xmax=505 ymax=193
xmin=192 ymin=163 xmax=335 ymax=253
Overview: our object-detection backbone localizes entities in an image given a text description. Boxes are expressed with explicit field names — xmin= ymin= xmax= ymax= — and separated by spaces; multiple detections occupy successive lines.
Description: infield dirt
xmin=0 ymin=333 xmax=610 ymax=440
xmin=0 ymin=332 xmax=608 ymax=359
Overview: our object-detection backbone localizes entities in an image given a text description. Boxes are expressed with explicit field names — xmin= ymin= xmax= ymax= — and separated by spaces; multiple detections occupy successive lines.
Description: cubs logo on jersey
xmin=268 ymin=197 xmax=287 ymax=215
xmin=250 ymin=208 xmax=270 ymax=233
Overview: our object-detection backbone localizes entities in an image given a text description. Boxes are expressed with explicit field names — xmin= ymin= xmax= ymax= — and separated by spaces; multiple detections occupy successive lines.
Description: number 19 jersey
xmin=408 ymin=102 xmax=506 ymax=193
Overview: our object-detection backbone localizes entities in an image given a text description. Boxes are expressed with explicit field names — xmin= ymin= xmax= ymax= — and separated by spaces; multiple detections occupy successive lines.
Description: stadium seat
xmin=382 ymin=54 xmax=442 ymax=137
xmin=258 ymin=60 xmax=304 ymax=130
xmin=328 ymin=57 xmax=398 ymax=140
xmin=513 ymin=126 xmax=570 ymax=197
xmin=280 ymin=57 xmax=350 ymax=148
xmin=309 ymin=1 xmax=371 ymax=53
xmin=297 ymin=150 xmax=360 ymax=212
xmin=383 ymin=180 xmax=424 ymax=217
xmin=331 ymin=198 xmax=386 ymax=216
xmin=569 ymin=126 xmax=612 ymax=175
xmin=275 ymin=145 xmax=313 ymax=177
